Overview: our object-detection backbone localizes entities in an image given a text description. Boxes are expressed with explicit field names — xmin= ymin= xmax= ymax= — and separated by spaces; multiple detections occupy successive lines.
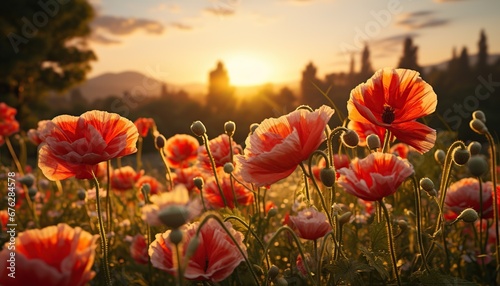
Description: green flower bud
xmin=223 ymin=162 xmax=234 ymax=174
xmin=341 ymin=129 xmax=359 ymax=148
xmin=434 ymin=149 xmax=446 ymax=165
xmin=158 ymin=205 xmax=189 ymax=229
xmin=186 ymin=235 xmax=200 ymax=259
xmin=470 ymin=119 xmax=488 ymax=134
xmin=366 ymin=134 xmax=381 ymax=150
xmin=453 ymin=148 xmax=470 ymax=166
xmin=338 ymin=211 xmax=352 ymax=225
xmin=77 ymin=189 xmax=86 ymax=201
xmin=168 ymin=228 xmax=183 ymax=244
xmin=419 ymin=177 xmax=435 ymax=192
xmin=467 ymin=141 xmax=482 ymax=155
xmin=28 ymin=188 xmax=37 ymax=199
xmin=457 ymin=208 xmax=479 ymax=223
xmin=154 ymin=134 xmax=166 ymax=150
xmin=250 ymin=123 xmax=259 ymax=134
xmin=190 ymin=121 xmax=207 ymax=137
xmin=472 ymin=110 xmax=486 ymax=123
xmin=320 ymin=167 xmax=336 ymax=187
xmin=19 ymin=174 xmax=35 ymax=188
xmin=267 ymin=208 xmax=278 ymax=218
xmin=467 ymin=156 xmax=489 ymax=177
xmin=224 ymin=121 xmax=236 ymax=136
xmin=193 ymin=177 xmax=204 ymax=190
xmin=268 ymin=265 xmax=280 ymax=281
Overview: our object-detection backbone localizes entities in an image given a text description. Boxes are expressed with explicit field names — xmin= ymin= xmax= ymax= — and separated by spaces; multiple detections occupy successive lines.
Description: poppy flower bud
xmin=267 ymin=208 xmax=278 ymax=218
xmin=158 ymin=205 xmax=189 ymax=229
xmin=154 ymin=134 xmax=166 ymax=150
xmin=456 ymin=208 xmax=478 ymax=223
xmin=193 ymin=176 xmax=204 ymax=190
xmin=472 ymin=110 xmax=486 ymax=123
xmin=338 ymin=211 xmax=352 ymax=225
xmin=224 ymin=121 xmax=236 ymax=136
xmin=276 ymin=277 xmax=288 ymax=286
xmin=366 ymin=134 xmax=381 ymax=150
xmin=249 ymin=123 xmax=259 ymax=134
xmin=28 ymin=187 xmax=37 ymax=199
xmin=467 ymin=156 xmax=489 ymax=177
xmin=470 ymin=119 xmax=488 ymax=134
xmin=467 ymin=141 xmax=482 ymax=155
xmin=190 ymin=121 xmax=207 ymax=137
xmin=434 ymin=149 xmax=445 ymax=165
xmin=320 ymin=167 xmax=336 ymax=187
xmin=77 ymin=189 xmax=86 ymax=201
xmin=453 ymin=148 xmax=470 ymax=166
xmin=185 ymin=235 xmax=200 ymax=258
xmin=168 ymin=228 xmax=183 ymax=245
xmin=223 ymin=162 xmax=234 ymax=174
xmin=397 ymin=220 xmax=408 ymax=232
xmin=419 ymin=177 xmax=435 ymax=192
xmin=19 ymin=174 xmax=35 ymax=187
xmin=341 ymin=129 xmax=359 ymax=148
xmin=268 ymin=265 xmax=280 ymax=281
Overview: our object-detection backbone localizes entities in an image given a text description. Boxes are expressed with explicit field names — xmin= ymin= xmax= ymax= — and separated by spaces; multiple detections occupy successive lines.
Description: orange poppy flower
xmin=445 ymin=178 xmax=500 ymax=220
xmin=347 ymin=68 xmax=437 ymax=153
xmin=347 ymin=120 xmax=387 ymax=147
xmin=203 ymin=173 xmax=253 ymax=209
xmin=0 ymin=223 xmax=98 ymax=286
xmin=237 ymin=105 xmax=335 ymax=187
xmin=165 ymin=134 xmax=200 ymax=168
xmin=337 ymin=152 xmax=413 ymax=201
xmin=134 ymin=117 xmax=155 ymax=137
xmin=198 ymin=134 xmax=240 ymax=173
xmin=130 ymin=234 xmax=149 ymax=265
xmin=0 ymin=102 xmax=20 ymax=144
xmin=110 ymin=166 xmax=144 ymax=191
xmin=149 ymin=219 xmax=247 ymax=282
xmin=288 ymin=207 xmax=332 ymax=240
xmin=38 ymin=110 xmax=138 ymax=181
xmin=172 ymin=166 xmax=205 ymax=194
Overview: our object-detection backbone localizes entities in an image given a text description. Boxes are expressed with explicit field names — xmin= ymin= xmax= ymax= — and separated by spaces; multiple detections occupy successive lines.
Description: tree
xmin=0 ymin=0 xmax=96 ymax=127
xmin=476 ymin=29 xmax=489 ymax=74
xmin=398 ymin=37 xmax=422 ymax=74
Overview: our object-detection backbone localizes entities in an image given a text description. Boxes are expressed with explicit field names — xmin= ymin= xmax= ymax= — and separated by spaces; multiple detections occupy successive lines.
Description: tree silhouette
xmin=300 ymin=61 xmax=325 ymax=107
xmin=398 ymin=37 xmax=422 ymax=74
xmin=476 ymin=29 xmax=489 ymax=74
xmin=0 ymin=0 xmax=96 ymax=128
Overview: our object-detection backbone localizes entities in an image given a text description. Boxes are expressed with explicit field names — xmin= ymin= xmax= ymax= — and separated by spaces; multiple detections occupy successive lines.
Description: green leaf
xmin=369 ymin=221 xmax=388 ymax=253
xmin=413 ymin=270 xmax=479 ymax=285
xmin=359 ymin=246 xmax=390 ymax=280
xmin=325 ymin=258 xmax=371 ymax=286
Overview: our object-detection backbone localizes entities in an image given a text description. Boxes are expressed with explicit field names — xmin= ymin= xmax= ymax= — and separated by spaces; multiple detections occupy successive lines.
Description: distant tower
xmin=476 ymin=29 xmax=489 ymax=74
xmin=206 ymin=61 xmax=234 ymax=114
xmin=160 ymin=83 xmax=168 ymax=97
xmin=360 ymin=44 xmax=373 ymax=79
xmin=301 ymin=62 xmax=323 ymax=106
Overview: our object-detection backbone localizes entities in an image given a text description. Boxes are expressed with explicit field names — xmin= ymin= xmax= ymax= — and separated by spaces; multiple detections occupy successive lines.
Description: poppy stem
xmin=299 ymin=163 xmax=311 ymax=202
xmin=380 ymin=199 xmax=401 ymax=286
xmin=410 ymin=176 xmax=430 ymax=272
xmin=5 ymin=136 xmax=24 ymax=175
xmin=159 ymin=148 xmax=174 ymax=190
xmin=381 ymin=129 xmax=391 ymax=153
xmin=92 ymin=174 xmax=112 ymax=286
xmin=485 ymin=132 xmax=499 ymax=283
xmin=202 ymin=134 xmax=228 ymax=207
xmin=141 ymin=185 xmax=154 ymax=286
xmin=136 ymin=136 xmax=143 ymax=171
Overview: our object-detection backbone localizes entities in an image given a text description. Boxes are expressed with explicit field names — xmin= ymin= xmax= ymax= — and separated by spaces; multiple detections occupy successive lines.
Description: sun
xmin=224 ymin=54 xmax=273 ymax=86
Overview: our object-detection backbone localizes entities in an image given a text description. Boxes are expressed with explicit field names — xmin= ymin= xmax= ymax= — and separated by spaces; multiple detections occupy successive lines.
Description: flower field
xmin=1 ymin=68 xmax=499 ymax=285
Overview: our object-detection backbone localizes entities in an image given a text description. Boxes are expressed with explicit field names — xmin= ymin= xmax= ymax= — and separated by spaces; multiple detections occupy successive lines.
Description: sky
xmin=88 ymin=0 xmax=500 ymax=86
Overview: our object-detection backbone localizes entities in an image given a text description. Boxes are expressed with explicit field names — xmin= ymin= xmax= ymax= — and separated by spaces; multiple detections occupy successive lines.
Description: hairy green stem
xmin=202 ymin=134 xmax=228 ymax=207
xmin=380 ymin=199 xmax=401 ymax=286
xmin=92 ymin=175 xmax=112 ymax=286
xmin=410 ymin=176 xmax=430 ymax=272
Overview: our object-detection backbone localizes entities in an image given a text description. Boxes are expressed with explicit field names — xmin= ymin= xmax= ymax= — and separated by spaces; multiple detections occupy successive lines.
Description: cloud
xmin=170 ymin=22 xmax=193 ymax=30
xmin=433 ymin=0 xmax=468 ymax=2
xmin=204 ymin=6 xmax=236 ymax=16
xmin=89 ymin=33 xmax=121 ymax=45
xmin=92 ymin=15 xmax=164 ymax=36
xmin=396 ymin=10 xmax=449 ymax=30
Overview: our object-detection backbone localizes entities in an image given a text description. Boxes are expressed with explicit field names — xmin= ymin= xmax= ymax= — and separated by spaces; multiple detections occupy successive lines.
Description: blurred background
xmin=1 ymin=0 xmax=499 ymax=149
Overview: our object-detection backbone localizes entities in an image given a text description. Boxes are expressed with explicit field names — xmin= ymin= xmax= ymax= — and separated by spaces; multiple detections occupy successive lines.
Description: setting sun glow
xmin=225 ymin=54 xmax=273 ymax=86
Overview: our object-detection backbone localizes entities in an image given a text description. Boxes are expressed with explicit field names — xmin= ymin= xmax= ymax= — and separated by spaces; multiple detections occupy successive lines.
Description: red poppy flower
xmin=0 ymin=223 xmax=98 ymax=286
xmin=237 ymin=105 xmax=335 ymax=187
xmin=165 ymin=134 xmax=200 ymax=168
xmin=38 ymin=110 xmax=138 ymax=181
xmin=27 ymin=120 xmax=50 ymax=145
xmin=445 ymin=178 xmax=500 ymax=220
xmin=0 ymin=102 xmax=20 ymax=144
xmin=337 ymin=152 xmax=413 ymax=201
xmin=149 ymin=219 xmax=247 ymax=282
xmin=134 ymin=117 xmax=155 ymax=137
xmin=172 ymin=166 xmax=204 ymax=193
xmin=198 ymin=134 xmax=240 ymax=173
xmin=288 ymin=207 xmax=331 ymax=240
xmin=136 ymin=175 xmax=163 ymax=195
xmin=130 ymin=234 xmax=149 ymax=265
xmin=203 ymin=173 xmax=253 ymax=209
xmin=110 ymin=166 xmax=144 ymax=191
xmin=347 ymin=120 xmax=387 ymax=147
xmin=312 ymin=154 xmax=350 ymax=183
xmin=390 ymin=143 xmax=411 ymax=159
xmin=347 ymin=68 xmax=437 ymax=153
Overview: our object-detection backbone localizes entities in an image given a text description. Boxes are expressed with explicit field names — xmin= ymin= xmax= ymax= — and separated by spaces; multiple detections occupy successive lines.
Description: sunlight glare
xmin=225 ymin=54 xmax=273 ymax=86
